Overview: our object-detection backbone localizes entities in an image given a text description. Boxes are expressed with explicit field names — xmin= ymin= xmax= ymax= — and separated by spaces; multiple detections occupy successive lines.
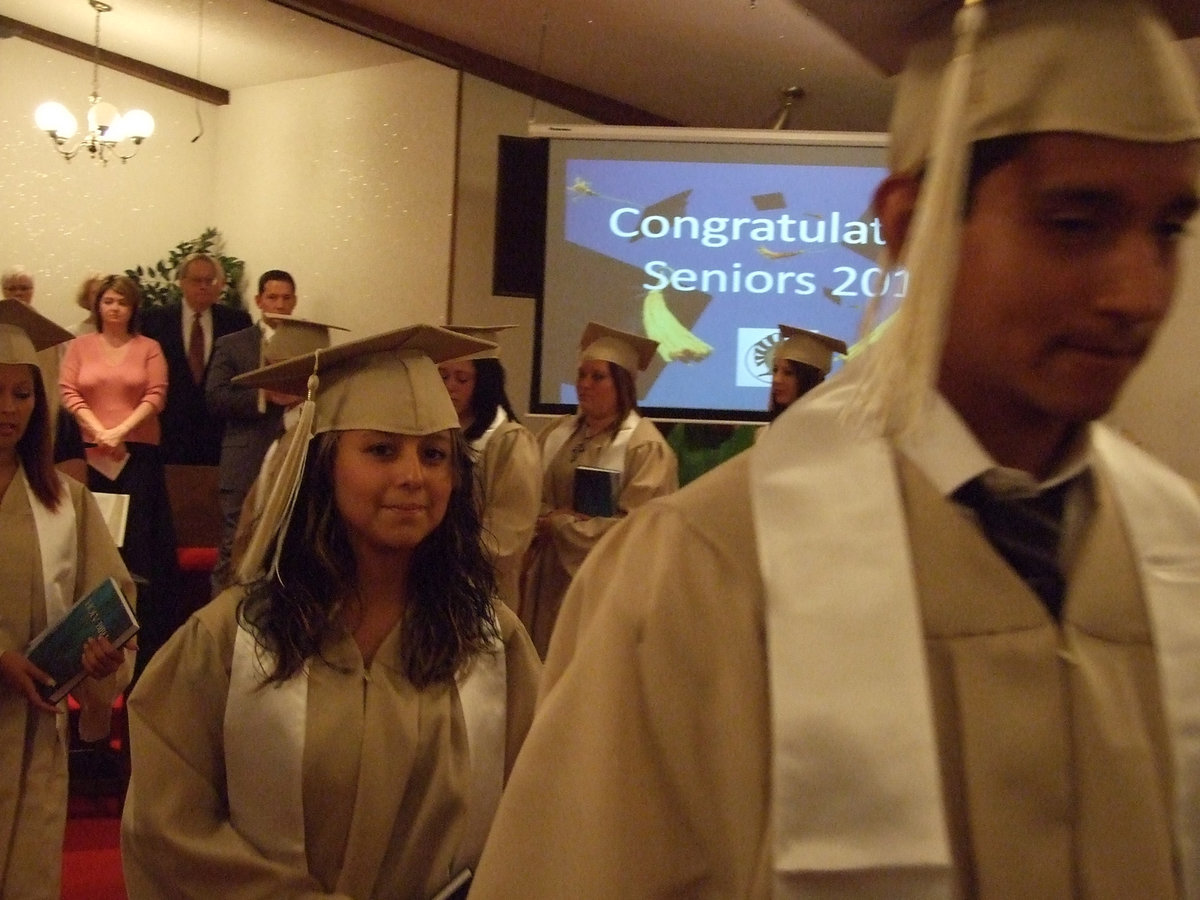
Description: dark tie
xmin=952 ymin=477 xmax=1072 ymax=619
xmin=188 ymin=312 xmax=205 ymax=384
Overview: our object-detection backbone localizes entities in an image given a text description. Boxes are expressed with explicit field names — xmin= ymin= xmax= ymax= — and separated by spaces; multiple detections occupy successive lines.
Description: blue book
xmin=25 ymin=577 xmax=138 ymax=703
xmin=572 ymin=466 xmax=620 ymax=518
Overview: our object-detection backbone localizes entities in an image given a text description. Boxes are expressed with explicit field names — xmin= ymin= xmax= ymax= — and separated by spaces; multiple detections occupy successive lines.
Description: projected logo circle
xmin=745 ymin=334 xmax=781 ymax=385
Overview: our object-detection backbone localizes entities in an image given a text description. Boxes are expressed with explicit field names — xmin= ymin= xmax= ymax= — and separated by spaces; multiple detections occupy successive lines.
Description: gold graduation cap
xmin=233 ymin=324 xmax=495 ymax=583
xmin=0 ymin=299 xmax=73 ymax=367
xmin=797 ymin=0 xmax=1200 ymax=76
xmin=774 ymin=325 xmax=848 ymax=374
xmin=262 ymin=314 xmax=349 ymax=364
xmin=835 ymin=0 xmax=1200 ymax=436
xmin=444 ymin=324 xmax=518 ymax=361
xmin=579 ymin=321 xmax=659 ymax=375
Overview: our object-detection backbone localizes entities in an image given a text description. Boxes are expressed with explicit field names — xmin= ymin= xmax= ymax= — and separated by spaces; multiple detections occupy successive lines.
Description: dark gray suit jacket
xmin=205 ymin=324 xmax=286 ymax=495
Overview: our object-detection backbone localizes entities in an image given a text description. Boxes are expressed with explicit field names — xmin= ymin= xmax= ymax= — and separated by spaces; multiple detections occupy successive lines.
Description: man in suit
xmin=140 ymin=252 xmax=252 ymax=466
xmin=204 ymin=270 xmax=298 ymax=593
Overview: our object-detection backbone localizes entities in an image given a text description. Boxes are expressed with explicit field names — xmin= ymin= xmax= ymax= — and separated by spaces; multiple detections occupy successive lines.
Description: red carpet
xmin=62 ymin=814 xmax=125 ymax=899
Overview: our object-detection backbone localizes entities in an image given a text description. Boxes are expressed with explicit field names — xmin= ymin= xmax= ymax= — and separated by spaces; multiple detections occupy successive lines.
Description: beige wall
xmin=4 ymin=32 xmax=1200 ymax=478
xmin=214 ymin=58 xmax=459 ymax=334
xmin=449 ymin=75 xmax=591 ymax=421
xmin=0 ymin=38 xmax=218 ymax=329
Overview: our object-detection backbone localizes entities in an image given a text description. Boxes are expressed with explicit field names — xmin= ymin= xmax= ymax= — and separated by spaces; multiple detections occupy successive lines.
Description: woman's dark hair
xmin=610 ymin=362 xmax=638 ymax=423
xmin=18 ymin=366 xmax=61 ymax=511
xmin=767 ymin=360 xmax=824 ymax=421
xmin=463 ymin=358 xmax=520 ymax=442
xmin=91 ymin=274 xmax=143 ymax=333
xmin=238 ymin=429 xmax=499 ymax=688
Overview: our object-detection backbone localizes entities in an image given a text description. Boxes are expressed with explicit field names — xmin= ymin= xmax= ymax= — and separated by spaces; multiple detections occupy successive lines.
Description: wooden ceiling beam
xmin=269 ymin=0 xmax=676 ymax=126
xmin=0 ymin=14 xmax=229 ymax=106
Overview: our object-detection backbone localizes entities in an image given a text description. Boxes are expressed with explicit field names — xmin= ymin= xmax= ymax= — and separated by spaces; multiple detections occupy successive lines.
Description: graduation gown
xmin=471 ymin=413 xmax=540 ymax=614
xmin=121 ymin=589 xmax=541 ymax=899
xmin=470 ymin=437 xmax=1200 ymax=898
xmin=519 ymin=412 xmax=677 ymax=656
xmin=0 ymin=470 xmax=134 ymax=900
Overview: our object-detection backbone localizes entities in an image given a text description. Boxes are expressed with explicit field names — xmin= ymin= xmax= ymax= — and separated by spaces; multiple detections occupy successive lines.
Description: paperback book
xmin=25 ymin=577 xmax=138 ymax=704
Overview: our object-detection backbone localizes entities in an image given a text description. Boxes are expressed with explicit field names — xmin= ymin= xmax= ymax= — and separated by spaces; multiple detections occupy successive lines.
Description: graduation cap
xmin=824 ymin=0 xmax=1200 ymax=436
xmin=0 ymin=299 xmax=73 ymax=367
xmin=774 ymin=325 xmax=848 ymax=374
xmin=578 ymin=321 xmax=659 ymax=375
xmin=232 ymin=324 xmax=495 ymax=583
xmin=444 ymin=324 xmax=518 ymax=361
xmin=797 ymin=0 xmax=1200 ymax=77
xmin=261 ymin=314 xmax=349 ymax=364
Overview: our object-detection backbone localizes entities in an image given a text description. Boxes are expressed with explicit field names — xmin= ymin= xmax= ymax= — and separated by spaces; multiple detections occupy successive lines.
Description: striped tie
xmin=953 ymin=477 xmax=1072 ymax=619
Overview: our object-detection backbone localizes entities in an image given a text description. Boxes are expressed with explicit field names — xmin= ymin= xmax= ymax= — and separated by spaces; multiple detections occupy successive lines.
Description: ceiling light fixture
xmin=33 ymin=0 xmax=155 ymax=164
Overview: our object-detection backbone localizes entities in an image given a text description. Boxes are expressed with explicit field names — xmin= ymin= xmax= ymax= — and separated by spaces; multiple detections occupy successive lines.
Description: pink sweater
xmin=60 ymin=333 xmax=168 ymax=446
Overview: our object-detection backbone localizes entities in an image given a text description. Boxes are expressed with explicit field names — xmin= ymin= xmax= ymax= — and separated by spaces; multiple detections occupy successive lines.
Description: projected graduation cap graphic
xmin=533 ymin=126 xmax=895 ymax=421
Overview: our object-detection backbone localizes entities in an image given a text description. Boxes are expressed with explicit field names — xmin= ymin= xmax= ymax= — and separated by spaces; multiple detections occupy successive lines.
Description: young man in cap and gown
xmin=470 ymin=0 xmax=1200 ymax=896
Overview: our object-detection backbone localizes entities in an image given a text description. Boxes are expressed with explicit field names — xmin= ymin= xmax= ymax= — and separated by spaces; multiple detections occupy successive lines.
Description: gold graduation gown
xmin=520 ymin=413 xmax=677 ymax=657
xmin=121 ymin=589 xmax=541 ymax=899
xmin=472 ymin=415 xmax=541 ymax=614
xmin=0 ymin=471 xmax=133 ymax=900
xmin=470 ymin=441 xmax=1197 ymax=898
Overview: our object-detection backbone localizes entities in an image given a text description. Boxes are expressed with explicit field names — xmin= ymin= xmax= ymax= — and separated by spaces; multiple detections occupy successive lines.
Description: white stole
xmin=25 ymin=469 xmax=77 ymax=634
xmin=752 ymin=377 xmax=954 ymax=900
xmin=540 ymin=410 xmax=640 ymax=477
xmin=224 ymin=621 xmax=509 ymax=878
xmin=1093 ymin=427 xmax=1200 ymax=898
xmin=225 ymin=625 xmax=309 ymax=870
xmin=753 ymin=374 xmax=1200 ymax=899
xmin=470 ymin=407 xmax=509 ymax=457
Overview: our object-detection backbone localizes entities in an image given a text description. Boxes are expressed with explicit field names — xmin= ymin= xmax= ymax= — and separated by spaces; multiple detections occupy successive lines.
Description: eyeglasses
xmin=182 ymin=276 xmax=220 ymax=286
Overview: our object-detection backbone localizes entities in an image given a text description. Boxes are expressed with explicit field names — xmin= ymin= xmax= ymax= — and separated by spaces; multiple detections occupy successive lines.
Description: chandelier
xmin=33 ymin=0 xmax=155 ymax=164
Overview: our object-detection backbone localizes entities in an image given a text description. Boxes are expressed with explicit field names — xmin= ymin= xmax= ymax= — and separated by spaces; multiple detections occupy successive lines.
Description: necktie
xmin=953 ymin=477 xmax=1072 ymax=619
xmin=188 ymin=312 xmax=205 ymax=384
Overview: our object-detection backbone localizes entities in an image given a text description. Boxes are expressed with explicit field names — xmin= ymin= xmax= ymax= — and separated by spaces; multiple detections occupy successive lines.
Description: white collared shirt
xmin=899 ymin=392 xmax=1094 ymax=569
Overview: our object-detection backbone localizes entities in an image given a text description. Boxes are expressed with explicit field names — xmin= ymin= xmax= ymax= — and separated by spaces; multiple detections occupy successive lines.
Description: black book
xmin=573 ymin=465 xmax=620 ymax=518
xmin=25 ymin=577 xmax=138 ymax=703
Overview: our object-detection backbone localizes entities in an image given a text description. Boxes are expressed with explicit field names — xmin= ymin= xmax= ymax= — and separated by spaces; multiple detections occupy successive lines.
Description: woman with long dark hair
xmin=766 ymin=324 xmax=847 ymax=423
xmin=520 ymin=321 xmax=677 ymax=657
xmin=0 ymin=300 xmax=132 ymax=899
xmin=122 ymin=325 xmax=541 ymax=899
xmin=439 ymin=326 xmax=540 ymax=613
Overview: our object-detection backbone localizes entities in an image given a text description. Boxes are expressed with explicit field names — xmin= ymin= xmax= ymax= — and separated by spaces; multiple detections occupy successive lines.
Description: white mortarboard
xmin=232 ymin=324 xmax=495 ymax=583
xmin=261 ymin=314 xmax=348 ymax=363
xmin=774 ymin=325 xmax=849 ymax=374
xmin=0 ymin=299 xmax=73 ymax=367
xmin=444 ymin=324 xmax=518 ymax=361
xmin=578 ymin=321 xmax=659 ymax=375
xmin=832 ymin=0 xmax=1200 ymax=436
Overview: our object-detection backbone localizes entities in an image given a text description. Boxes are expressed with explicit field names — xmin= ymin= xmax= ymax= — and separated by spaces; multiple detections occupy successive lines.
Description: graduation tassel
xmin=236 ymin=354 xmax=322 ymax=586
xmin=852 ymin=0 xmax=987 ymax=437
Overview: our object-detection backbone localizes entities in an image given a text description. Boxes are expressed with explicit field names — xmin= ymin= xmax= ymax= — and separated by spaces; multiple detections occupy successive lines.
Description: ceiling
xmin=3 ymin=0 xmax=1199 ymax=135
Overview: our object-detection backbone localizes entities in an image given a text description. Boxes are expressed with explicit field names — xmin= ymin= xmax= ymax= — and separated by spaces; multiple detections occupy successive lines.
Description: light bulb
xmin=88 ymin=100 xmax=120 ymax=135
xmin=35 ymin=101 xmax=75 ymax=138
xmin=122 ymin=109 xmax=155 ymax=140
